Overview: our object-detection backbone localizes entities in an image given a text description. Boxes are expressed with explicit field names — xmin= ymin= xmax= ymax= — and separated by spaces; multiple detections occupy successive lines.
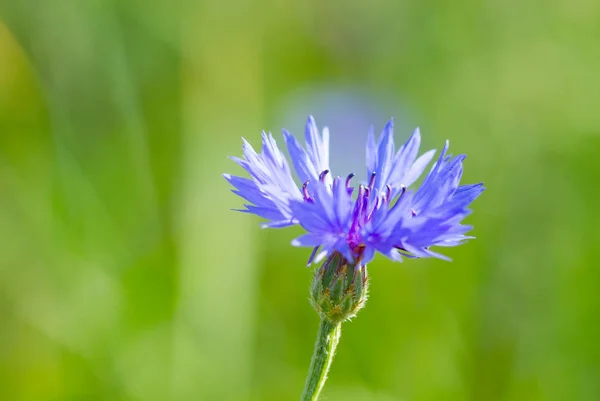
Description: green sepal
xmin=310 ymin=252 xmax=369 ymax=324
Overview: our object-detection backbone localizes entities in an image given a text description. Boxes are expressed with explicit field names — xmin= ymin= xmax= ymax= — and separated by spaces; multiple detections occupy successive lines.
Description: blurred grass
xmin=0 ymin=0 xmax=599 ymax=400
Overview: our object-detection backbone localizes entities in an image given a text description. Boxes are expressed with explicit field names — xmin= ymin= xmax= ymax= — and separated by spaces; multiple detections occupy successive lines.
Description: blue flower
xmin=224 ymin=116 xmax=484 ymax=266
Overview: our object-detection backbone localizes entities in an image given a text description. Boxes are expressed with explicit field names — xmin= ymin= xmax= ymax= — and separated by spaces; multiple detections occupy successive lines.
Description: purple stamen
xmin=368 ymin=172 xmax=377 ymax=190
xmin=388 ymin=186 xmax=407 ymax=213
xmin=345 ymin=173 xmax=355 ymax=188
xmin=367 ymin=196 xmax=379 ymax=220
xmin=302 ymin=180 xmax=312 ymax=202
xmin=319 ymin=170 xmax=330 ymax=182
xmin=360 ymin=188 xmax=370 ymax=217
xmin=385 ymin=185 xmax=392 ymax=203
xmin=349 ymin=186 xmax=365 ymax=233
xmin=332 ymin=176 xmax=341 ymax=191
xmin=394 ymin=185 xmax=407 ymax=202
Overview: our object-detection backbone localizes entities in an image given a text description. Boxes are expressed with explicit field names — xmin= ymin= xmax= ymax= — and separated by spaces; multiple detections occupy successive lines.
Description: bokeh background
xmin=1 ymin=1 xmax=599 ymax=400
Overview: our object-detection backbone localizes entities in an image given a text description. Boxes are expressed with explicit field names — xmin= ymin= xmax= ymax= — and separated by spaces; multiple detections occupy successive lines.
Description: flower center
xmin=312 ymin=170 xmax=408 ymax=255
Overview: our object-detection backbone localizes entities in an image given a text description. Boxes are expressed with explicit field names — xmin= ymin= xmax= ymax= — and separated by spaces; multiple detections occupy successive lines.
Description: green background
xmin=0 ymin=1 xmax=599 ymax=400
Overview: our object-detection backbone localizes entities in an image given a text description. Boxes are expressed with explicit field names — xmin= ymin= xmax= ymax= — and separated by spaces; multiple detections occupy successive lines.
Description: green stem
xmin=301 ymin=319 xmax=342 ymax=401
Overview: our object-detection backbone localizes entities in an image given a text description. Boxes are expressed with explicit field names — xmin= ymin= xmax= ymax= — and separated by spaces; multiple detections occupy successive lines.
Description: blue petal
xmin=365 ymin=126 xmax=377 ymax=176
xmin=386 ymin=127 xmax=421 ymax=186
xmin=224 ymin=134 xmax=302 ymax=225
xmin=373 ymin=119 xmax=395 ymax=191
xmin=304 ymin=116 xmax=330 ymax=177
xmin=403 ymin=149 xmax=436 ymax=187
xmin=283 ymin=129 xmax=315 ymax=184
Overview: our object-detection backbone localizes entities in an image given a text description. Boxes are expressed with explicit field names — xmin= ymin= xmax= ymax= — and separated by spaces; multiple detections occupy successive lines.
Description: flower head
xmin=224 ymin=116 xmax=484 ymax=267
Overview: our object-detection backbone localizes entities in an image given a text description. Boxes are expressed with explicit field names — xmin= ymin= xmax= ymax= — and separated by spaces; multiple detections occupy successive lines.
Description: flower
xmin=224 ymin=116 xmax=484 ymax=267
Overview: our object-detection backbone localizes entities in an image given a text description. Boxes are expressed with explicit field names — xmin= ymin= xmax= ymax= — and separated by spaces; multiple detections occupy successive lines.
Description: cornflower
xmin=224 ymin=116 xmax=484 ymax=400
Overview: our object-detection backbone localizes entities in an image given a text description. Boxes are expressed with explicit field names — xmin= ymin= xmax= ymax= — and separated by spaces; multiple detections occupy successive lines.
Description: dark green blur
xmin=0 ymin=1 xmax=599 ymax=400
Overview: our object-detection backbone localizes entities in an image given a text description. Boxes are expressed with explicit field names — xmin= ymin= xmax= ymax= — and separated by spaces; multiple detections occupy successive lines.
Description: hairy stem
xmin=301 ymin=319 xmax=342 ymax=401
